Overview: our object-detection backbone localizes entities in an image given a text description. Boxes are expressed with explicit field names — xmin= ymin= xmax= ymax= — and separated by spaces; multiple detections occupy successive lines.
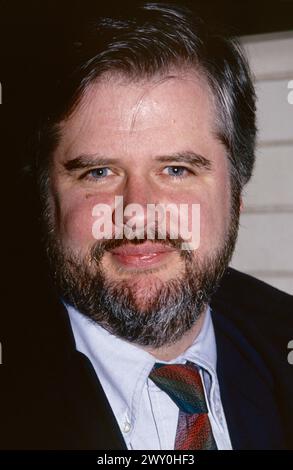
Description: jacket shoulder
xmin=213 ymin=267 xmax=293 ymax=314
xmin=211 ymin=267 xmax=293 ymax=349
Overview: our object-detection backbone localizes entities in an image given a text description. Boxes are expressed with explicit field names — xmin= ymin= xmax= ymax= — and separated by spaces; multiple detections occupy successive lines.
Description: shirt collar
xmin=66 ymin=303 xmax=217 ymax=430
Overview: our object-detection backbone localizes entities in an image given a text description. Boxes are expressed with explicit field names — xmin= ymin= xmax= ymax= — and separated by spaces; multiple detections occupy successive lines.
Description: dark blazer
xmin=0 ymin=267 xmax=292 ymax=449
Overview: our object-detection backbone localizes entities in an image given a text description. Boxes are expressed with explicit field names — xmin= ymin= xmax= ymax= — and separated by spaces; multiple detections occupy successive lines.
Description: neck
xmin=141 ymin=305 xmax=207 ymax=362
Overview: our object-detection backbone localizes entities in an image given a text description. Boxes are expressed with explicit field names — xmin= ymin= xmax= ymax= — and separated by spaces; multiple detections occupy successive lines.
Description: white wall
xmin=231 ymin=32 xmax=293 ymax=294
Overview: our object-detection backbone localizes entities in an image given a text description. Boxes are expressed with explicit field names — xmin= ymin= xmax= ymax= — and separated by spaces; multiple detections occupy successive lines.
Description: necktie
xmin=149 ymin=361 xmax=217 ymax=450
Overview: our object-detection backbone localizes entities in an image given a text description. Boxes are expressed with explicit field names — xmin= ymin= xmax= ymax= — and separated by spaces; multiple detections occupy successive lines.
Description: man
xmin=1 ymin=2 xmax=292 ymax=450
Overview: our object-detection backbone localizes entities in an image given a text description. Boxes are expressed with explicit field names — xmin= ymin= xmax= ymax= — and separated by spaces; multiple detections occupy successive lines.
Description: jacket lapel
xmin=28 ymin=296 xmax=127 ymax=450
xmin=58 ymin=348 xmax=128 ymax=450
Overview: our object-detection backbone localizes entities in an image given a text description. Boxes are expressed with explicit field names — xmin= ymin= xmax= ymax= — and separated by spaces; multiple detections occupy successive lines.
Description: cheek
xmin=157 ymin=183 xmax=231 ymax=252
xmin=176 ymin=183 xmax=231 ymax=254
xmin=62 ymin=203 xmax=94 ymax=249
xmin=54 ymin=192 xmax=114 ymax=252
xmin=199 ymin=184 xmax=231 ymax=252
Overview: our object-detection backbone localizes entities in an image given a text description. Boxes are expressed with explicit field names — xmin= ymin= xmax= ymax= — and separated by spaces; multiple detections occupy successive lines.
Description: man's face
xmin=45 ymin=71 xmax=239 ymax=347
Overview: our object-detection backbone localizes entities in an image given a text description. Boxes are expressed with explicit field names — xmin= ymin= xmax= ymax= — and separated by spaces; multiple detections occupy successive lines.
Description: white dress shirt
xmin=67 ymin=304 xmax=232 ymax=450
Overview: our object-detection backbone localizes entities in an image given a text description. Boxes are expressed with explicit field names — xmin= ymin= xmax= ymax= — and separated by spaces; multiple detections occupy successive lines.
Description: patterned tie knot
xmin=149 ymin=361 xmax=208 ymax=415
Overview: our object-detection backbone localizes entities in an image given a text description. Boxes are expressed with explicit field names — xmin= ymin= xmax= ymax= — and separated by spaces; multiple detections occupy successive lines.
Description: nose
xmin=112 ymin=175 xmax=155 ymax=235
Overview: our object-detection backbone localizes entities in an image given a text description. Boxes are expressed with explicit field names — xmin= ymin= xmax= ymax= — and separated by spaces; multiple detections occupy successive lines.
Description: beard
xmin=43 ymin=192 xmax=240 ymax=348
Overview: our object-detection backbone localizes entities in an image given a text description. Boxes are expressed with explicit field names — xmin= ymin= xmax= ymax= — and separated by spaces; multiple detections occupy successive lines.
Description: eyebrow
xmin=63 ymin=155 xmax=120 ymax=171
xmin=155 ymin=152 xmax=212 ymax=170
xmin=63 ymin=151 xmax=212 ymax=172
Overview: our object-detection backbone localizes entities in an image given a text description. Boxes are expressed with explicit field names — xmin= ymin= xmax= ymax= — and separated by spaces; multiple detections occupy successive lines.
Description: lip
xmin=110 ymin=241 xmax=176 ymax=256
xmin=109 ymin=242 xmax=177 ymax=269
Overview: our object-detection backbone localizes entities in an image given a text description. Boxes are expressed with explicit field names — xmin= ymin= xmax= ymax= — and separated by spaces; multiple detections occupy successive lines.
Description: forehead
xmin=55 ymin=70 xmax=222 ymax=161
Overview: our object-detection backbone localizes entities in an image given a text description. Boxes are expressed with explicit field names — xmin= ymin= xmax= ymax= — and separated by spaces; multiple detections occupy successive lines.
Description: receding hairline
xmin=58 ymin=63 xmax=222 ymax=145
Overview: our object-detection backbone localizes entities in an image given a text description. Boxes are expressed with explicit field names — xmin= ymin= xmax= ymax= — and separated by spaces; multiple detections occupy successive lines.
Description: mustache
xmin=89 ymin=228 xmax=190 ymax=263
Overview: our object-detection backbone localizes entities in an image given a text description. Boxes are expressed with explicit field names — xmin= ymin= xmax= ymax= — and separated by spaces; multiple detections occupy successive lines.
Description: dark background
xmin=2 ymin=0 xmax=293 ymax=37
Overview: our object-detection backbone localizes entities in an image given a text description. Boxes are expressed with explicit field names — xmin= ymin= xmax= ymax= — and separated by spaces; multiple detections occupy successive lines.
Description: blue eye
xmin=165 ymin=166 xmax=189 ymax=177
xmin=89 ymin=167 xmax=110 ymax=179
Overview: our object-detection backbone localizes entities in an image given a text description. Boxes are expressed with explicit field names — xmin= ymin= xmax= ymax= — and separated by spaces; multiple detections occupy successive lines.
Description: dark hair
xmin=36 ymin=2 xmax=256 ymax=192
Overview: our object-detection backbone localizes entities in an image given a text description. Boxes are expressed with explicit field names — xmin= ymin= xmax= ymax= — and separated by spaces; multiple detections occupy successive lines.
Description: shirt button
xmin=122 ymin=421 xmax=131 ymax=433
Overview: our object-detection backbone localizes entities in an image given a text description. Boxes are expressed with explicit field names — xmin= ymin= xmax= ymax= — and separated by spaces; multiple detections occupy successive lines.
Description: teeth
xmin=115 ymin=253 xmax=160 ymax=258
xmin=135 ymin=254 xmax=159 ymax=259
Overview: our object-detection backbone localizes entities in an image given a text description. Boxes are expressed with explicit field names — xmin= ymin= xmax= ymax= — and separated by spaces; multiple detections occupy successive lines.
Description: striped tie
xmin=149 ymin=361 xmax=217 ymax=450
